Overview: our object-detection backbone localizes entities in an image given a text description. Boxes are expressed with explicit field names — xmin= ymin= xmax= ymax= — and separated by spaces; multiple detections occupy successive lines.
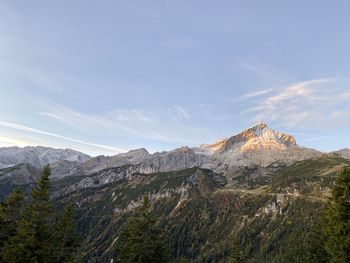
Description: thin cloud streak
xmin=241 ymin=79 xmax=350 ymax=129
xmin=168 ymin=106 xmax=190 ymax=120
xmin=38 ymin=105 xmax=173 ymax=142
xmin=38 ymin=103 xmax=205 ymax=145
xmin=242 ymin=88 xmax=273 ymax=98
xmin=0 ymin=120 xmax=127 ymax=153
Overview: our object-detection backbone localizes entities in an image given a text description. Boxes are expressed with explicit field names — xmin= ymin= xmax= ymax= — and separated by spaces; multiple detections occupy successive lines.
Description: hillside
xmin=50 ymin=156 xmax=349 ymax=262
xmin=0 ymin=123 xmax=349 ymax=262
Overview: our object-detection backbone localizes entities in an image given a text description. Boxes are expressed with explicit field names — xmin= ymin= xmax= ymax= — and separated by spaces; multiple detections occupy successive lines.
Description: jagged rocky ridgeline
xmin=0 ymin=146 xmax=90 ymax=169
xmin=0 ymin=123 xmax=348 ymax=182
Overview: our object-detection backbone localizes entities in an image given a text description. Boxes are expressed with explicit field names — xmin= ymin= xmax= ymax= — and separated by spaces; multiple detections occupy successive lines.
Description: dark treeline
xmin=0 ymin=165 xmax=80 ymax=263
xmin=1 ymin=167 xmax=350 ymax=262
xmin=306 ymin=168 xmax=350 ymax=263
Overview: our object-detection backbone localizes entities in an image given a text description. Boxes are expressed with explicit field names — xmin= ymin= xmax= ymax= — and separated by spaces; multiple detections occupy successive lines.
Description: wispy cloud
xmin=241 ymin=79 xmax=350 ymax=129
xmin=0 ymin=120 xmax=127 ymax=153
xmin=242 ymin=88 xmax=273 ymax=98
xmin=38 ymin=104 xmax=171 ymax=141
xmin=168 ymin=106 xmax=190 ymax=120
xmin=38 ymin=103 xmax=206 ymax=146
xmin=239 ymin=62 xmax=288 ymax=84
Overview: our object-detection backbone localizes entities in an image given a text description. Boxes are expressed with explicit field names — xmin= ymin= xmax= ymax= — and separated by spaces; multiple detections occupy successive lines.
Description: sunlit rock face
xmin=216 ymin=122 xmax=296 ymax=153
xmin=195 ymin=122 xmax=297 ymax=157
xmin=195 ymin=139 xmax=227 ymax=155
xmin=196 ymin=122 xmax=321 ymax=170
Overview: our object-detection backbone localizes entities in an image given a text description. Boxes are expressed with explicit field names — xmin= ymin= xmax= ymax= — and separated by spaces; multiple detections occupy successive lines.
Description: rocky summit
xmin=196 ymin=122 xmax=321 ymax=169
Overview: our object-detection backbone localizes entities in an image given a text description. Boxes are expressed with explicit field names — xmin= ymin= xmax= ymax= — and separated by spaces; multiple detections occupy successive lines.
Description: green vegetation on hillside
xmin=1 ymin=157 xmax=350 ymax=262
xmin=308 ymin=167 xmax=350 ymax=262
xmin=0 ymin=165 xmax=80 ymax=263
xmin=115 ymin=195 xmax=170 ymax=262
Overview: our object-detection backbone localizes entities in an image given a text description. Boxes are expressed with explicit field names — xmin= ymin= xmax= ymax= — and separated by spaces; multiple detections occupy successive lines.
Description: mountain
xmin=332 ymin=148 xmax=350 ymax=159
xmin=0 ymin=123 xmax=329 ymax=194
xmin=196 ymin=122 xmax=322 ymax=170
xmin=50 ymin=147 xmax=208 ymax=187
xmin=131 ymin=146 xmax=208 ymax=174
xmin=0 ymin=122 xmax=349 ymax=262
xmin=71 ymin=122 xmax=321 ymax=179
xmin=49 ymin=146 xmax=208 ymax=181
xmin=50 ymin=148 xmax=151 ymax=180
xmin=0 ymin=146 xmax=91 ymax=168
xmin=50 ymin=156 xmax=350 ymax=262
xmin=0 ymin=123 xmax=323 ymax=183
xmin=0 ymin=163 xmax=40 ymax=199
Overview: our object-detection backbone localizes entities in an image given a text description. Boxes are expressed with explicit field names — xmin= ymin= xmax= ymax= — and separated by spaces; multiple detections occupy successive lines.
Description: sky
xmin=0 ymin=0 xmax=350 ymax=156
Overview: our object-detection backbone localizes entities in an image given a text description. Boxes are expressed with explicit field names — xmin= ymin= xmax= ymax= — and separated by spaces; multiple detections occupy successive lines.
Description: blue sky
xmin=0 ymin=0 xmax=350 ymax=156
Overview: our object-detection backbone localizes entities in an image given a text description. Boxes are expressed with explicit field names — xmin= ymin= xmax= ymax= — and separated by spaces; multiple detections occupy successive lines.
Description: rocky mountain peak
xmin=174 ymin=146 xmax=193 ymax=153
xmin=250 ymin=121 xmax=268 ymax=131
xmin=215 ymin=122 xmax=296 ymax=154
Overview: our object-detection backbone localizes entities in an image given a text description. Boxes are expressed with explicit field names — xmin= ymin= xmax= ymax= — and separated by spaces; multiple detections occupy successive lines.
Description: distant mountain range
xmin=0 ymin=122 xmax=347 ymax=176
xmin=0 ymin=146 xmax=90 ymax=169
xmin=1 ymin=122 xmax=349 ymax=195
xmin=1 ymin=122 xmax=350 ymax=262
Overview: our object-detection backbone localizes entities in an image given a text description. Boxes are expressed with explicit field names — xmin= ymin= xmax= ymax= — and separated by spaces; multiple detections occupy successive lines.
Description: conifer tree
xmin=322 ymin=167 xmax=350 ymax=262
xmin=54 ymin=204 xmax=80 ymax=263
xmin=115 ymin=196 xmax=170 ymax=263
xmin=305 ymin=220 xmax=329 ymax=263
xmin=1 ymin=165 xmax=80 ymax=263
xmin=0 ymin=188 xmax=24 ymax=257
xmin=2 ymin=165 xmax=55 ymax=263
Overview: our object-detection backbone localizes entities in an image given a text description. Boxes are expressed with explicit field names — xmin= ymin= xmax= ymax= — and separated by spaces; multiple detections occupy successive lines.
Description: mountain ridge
xmin=0 ymin=146 xmax=90 ymax=169
xmin=0 ymin=123 xmax=345 ymax=177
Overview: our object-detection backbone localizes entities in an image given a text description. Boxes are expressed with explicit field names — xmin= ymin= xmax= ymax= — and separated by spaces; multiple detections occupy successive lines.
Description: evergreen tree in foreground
xmin=0 ymin=188 xmax=24 ymax=257
xmin=304 ymin=220 xmax=329 ymax=263
xmin=1 ymin=165 xmax=80 ymax=263
xmin=115 ymin=196 xmax=170 ymax=263
xmin=54 ymin=205 xmax=81 ymax=263
xmin=309 ymin=167 xmax=350 ymax=262
xmin=322 ymin=167 xmax=350 ymax=262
